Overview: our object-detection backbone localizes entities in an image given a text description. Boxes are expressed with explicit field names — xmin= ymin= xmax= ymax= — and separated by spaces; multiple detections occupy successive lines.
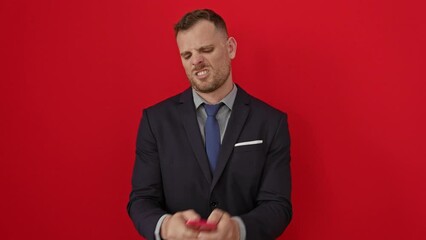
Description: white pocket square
xmin=234 ymin=140 xmax=263 ymax=147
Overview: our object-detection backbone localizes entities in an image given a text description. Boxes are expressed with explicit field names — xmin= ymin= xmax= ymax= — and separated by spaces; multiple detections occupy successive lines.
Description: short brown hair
xmin=174 ymin=9 xmax=228 ymax=37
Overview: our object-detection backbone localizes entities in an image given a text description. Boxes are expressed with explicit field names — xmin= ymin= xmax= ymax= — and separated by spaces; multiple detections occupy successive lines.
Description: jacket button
xmin=210 ymin=201 xmax=218 ymax=208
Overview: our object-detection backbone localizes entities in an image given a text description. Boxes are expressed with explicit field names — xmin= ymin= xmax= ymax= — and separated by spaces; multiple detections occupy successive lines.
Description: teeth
xmin=196 ymin=70 xmax=208 ymax=76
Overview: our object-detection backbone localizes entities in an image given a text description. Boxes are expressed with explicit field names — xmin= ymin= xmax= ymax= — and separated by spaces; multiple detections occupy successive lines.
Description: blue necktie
xmin=204 ymin=103 xmax=222 ymax=172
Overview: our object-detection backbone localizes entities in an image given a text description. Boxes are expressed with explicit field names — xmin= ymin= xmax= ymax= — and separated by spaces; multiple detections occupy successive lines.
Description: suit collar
xmin=178 ymin=87 xmax=193 ymax=103
xmin=178 ymin=86 xmax=252 ymax=189
xmin=178 ymin=88 xmax=213 ymax=183
xmin=211 ymin=86 xmax=251 ymax=189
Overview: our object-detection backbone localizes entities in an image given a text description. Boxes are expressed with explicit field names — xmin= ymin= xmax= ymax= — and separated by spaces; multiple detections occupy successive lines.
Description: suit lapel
xmin=211 ymin=88 xmax=251 ymax=190
xmin=178 ymin=88 xmax=213 ymax=184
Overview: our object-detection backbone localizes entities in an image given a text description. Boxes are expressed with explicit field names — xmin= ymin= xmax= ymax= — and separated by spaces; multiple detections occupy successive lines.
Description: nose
xmin=191 ymin=52 xmax=204 ymax=66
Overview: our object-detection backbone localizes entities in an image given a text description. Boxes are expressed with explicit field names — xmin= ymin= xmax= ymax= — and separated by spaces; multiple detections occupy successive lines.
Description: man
xmin=128 ymin=9 xmax=292 ymax=240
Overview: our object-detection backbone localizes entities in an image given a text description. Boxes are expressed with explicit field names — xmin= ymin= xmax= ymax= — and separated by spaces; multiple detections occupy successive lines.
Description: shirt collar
xmin=192 ymin=84 xmax=238 ymax=110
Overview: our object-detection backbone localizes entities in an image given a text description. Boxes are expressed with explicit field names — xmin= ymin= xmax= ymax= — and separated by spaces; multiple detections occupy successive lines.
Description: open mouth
xmin=195 ymin=69 xmax=209 ymax=77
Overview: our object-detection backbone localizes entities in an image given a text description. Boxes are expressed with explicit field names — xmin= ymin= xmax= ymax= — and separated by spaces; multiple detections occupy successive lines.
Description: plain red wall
xmin=1 ymin=0 xmax=425 ymax=239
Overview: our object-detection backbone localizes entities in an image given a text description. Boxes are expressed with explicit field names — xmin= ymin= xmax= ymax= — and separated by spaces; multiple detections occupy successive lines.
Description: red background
xmin=1 ymin=0 xmax=425 ymax=239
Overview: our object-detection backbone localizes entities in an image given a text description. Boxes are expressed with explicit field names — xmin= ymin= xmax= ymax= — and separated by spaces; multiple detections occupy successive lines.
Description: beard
xmin=188 ymin=61 xmax=231 ymax=94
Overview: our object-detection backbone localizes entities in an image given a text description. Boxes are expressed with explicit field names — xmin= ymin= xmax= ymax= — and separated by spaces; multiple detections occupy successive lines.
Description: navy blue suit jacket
xmin=128 ymin=86 xmax=292 ymax=239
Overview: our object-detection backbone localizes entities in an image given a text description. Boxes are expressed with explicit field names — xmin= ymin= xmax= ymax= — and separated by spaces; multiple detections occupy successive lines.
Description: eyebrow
xmin=180 ymin=44 xmax=215 ymax=57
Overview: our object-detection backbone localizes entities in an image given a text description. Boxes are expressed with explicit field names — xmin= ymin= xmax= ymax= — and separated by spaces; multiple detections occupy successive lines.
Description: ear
xmin=227 ymin=37 xmax=237 ymax=59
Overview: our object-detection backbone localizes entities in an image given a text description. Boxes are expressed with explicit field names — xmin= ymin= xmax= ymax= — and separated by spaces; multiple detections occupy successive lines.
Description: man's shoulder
xmin=241 ymin=88 xmax=288 ymax=119
xmin=144 ymin=87 xmax=191 ymax=112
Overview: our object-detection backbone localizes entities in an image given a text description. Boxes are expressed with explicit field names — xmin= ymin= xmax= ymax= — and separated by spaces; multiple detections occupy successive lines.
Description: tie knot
xmin=204 ymin=103 xmax=222 ymax=117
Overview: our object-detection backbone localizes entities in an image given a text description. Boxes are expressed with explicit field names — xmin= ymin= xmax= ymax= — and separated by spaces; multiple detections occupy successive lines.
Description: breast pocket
xmin=230 ymin=143 xmax=266 ymax=179
xmin=233 ymin=143 xmax=264 ymax=152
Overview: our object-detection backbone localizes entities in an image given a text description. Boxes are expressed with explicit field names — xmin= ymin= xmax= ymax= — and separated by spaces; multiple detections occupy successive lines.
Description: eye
xmin=201 ymin=47 xmax=214 ymax=53
xmin=182 ymin=53 xmax=192 ymax=60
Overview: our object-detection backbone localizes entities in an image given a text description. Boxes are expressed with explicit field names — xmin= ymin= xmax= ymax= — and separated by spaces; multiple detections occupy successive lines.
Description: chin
xmin=189 ymin=80 xmax=214 ymax=93
xmin=194 ymin=85 xmax=218 ymax=94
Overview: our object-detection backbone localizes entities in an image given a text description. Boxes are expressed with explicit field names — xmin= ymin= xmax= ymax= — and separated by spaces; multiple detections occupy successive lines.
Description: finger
xmin=207 ymin=208 xmax=225 ymax=224
xmin=199 ymin=213 xmax=237 ymax=240
xmin=198 ymin=231 xmax=218 ymax=240
xmin=162 ymin=212 xmax=201 ymax=239
xmin=181 ymin=228 xmax=200 ymax=239
xmin=181 ymin=209 xmax=201 ymax=221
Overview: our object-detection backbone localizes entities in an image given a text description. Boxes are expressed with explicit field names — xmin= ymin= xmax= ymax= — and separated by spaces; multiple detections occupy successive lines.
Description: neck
xmin=195 ymin=79 xmax=234 ymax=104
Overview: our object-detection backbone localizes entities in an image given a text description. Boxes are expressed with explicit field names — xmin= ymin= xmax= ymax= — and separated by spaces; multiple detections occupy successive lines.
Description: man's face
xmin=176 ymin=20 xmax=236 ymax=94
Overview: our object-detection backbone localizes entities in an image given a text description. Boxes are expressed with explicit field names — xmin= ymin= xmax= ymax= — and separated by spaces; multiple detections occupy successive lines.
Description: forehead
xmin=176 ymin=20 xmax=225 ymax=51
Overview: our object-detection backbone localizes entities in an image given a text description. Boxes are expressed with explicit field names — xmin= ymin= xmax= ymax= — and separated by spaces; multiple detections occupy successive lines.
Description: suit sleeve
xmin=127 ymin=109 xmax=167 ymax=240
xmin=239 ymin=114 xmax=292 ymax=239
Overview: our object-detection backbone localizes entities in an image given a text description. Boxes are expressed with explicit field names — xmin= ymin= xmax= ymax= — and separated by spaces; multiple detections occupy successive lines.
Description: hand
xmin=161 ymin=209 xmax=201 ymax=240
xmin=197 ymin=209 xmax=240 ymax=240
